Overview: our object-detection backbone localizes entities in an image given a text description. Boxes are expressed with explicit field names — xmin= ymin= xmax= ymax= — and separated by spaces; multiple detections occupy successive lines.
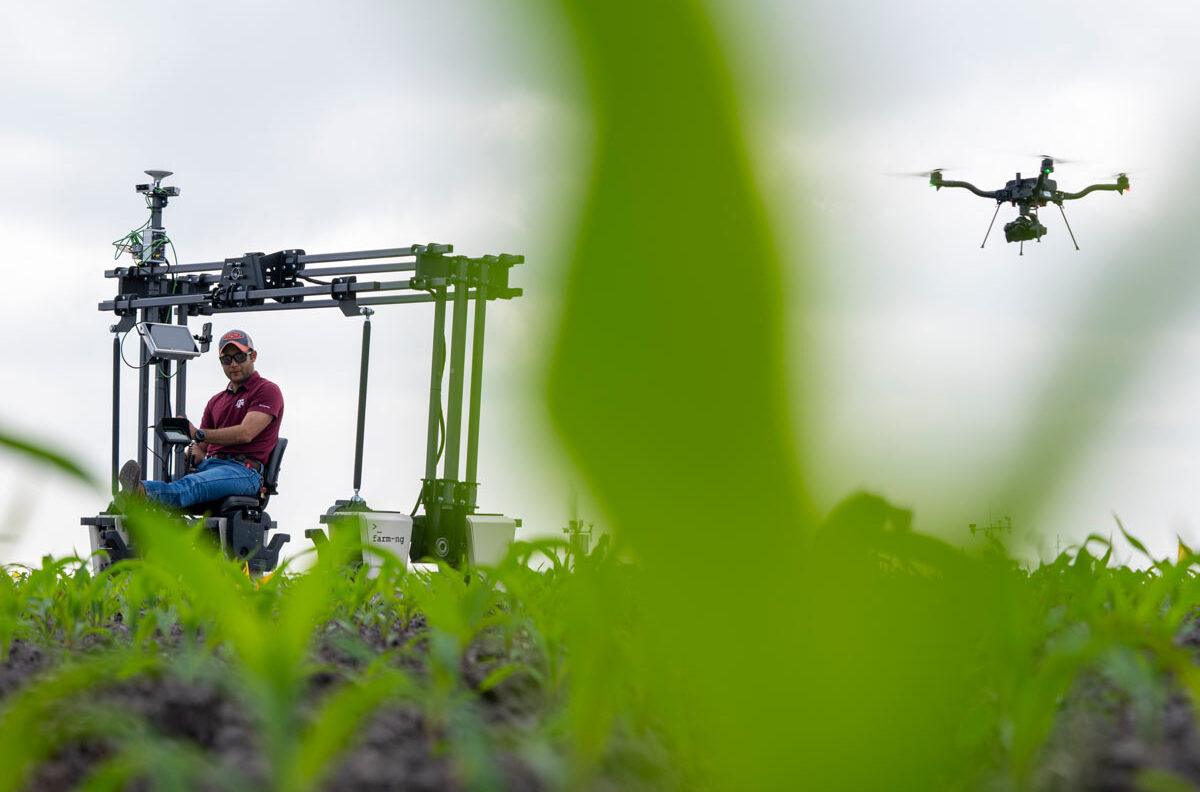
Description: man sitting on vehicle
xmin=118 ymin=329 xmax=285 ymax=510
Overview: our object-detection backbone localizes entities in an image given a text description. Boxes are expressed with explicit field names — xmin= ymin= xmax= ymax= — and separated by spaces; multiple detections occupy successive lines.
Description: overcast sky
xmin=0 ymin=1 xmax=586 ymax=565
xmin=1 ymin=1 xmax=1198 ymax=565
xmin=760 ymin=0 xmax=1200 ymax=559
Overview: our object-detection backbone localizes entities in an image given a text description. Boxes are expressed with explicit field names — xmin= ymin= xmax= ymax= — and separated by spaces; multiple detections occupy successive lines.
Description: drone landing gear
xmin=980 ymin=202 xmax=1002 ymax=249
xmin=1057 ymin=202 xmax=1081 ymax=251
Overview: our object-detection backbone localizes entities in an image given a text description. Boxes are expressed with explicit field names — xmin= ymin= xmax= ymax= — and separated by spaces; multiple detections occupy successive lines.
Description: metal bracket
xmin=99 ymin=528 xmax=133 ymax=564
xmin=194 ymin=322 xmax=213 ymax=353
xmin=460 ymin=253 xmax=523 ymax=298
xmin=111 ymin=314 xmax=137 ymax=334
xmin=457 ymin=480 xmax=478 ymax=510
xmin=331 ymin=276 xmax=359 ymax=317
xmin=216 ymin=253 xmax=268 ymax=307
xmin=413 ymin=251 xmax=450 ymax=290
xmin=430 ymin=477 xmax=476 ymax=509
xmin=113 ymin=295 xmax=138 ymax=316
xmin=225 ymin=510 xmax=289 ymax=572
xmin=212 ymin=283 xmax=253 ymax=308
xmin=260 ymin=249 xmax=307 ymax=302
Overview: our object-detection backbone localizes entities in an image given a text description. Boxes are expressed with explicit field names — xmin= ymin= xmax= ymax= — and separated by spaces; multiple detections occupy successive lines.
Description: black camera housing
xmin=1003 ymin=215 xmax=1047 ymax=243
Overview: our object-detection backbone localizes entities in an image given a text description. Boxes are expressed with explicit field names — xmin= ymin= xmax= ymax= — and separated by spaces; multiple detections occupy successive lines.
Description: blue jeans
xmin=143 ymin=457 xmax=262 ymax=510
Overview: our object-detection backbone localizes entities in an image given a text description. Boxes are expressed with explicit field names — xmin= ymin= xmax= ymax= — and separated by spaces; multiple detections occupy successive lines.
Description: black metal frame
xmin=89 ymin=171 xmax=524 ymax=569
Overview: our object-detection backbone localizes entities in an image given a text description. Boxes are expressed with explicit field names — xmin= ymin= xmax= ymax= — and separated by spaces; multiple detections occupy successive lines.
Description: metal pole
xmin=442 ymin=258 xmax=470 ymax=485
xmin=173 ymin=306 xmax=189 ymax=479
xmin=463 ymin=260 xmax=489 ymax=510
xmin=1057 ymin=202 xmax=1081 ymax=250
xmin=424 ymin=287 xmax=447 ymax=484
xmin=136 ymin=310 xmax=149 ymax=476
xmin=147 ymin=189 xmax=169 ymax=482
xmin=111 ymin=335 xmax=120 ymax=499
xmin=152 ymin=306 xmax=171 ymax=482
xmin=980 ymin=202 xmax=1001 ymax=249
xmin=352 ymin=309 xmax=373 ymax=500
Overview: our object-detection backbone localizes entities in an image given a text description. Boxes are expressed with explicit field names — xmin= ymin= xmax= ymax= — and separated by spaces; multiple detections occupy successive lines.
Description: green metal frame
xmin=412 ymin=251 xmax=522 ymax=566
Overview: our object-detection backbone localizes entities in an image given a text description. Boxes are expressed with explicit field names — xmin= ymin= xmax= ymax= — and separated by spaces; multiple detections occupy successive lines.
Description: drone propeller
xmin=1029 ymin=153 xmax=1084 ymax=165
xmin=1107 ymin=171 xmax=1134 ymax=192
xmin=889 ymin=167 xmax=956 ymax=178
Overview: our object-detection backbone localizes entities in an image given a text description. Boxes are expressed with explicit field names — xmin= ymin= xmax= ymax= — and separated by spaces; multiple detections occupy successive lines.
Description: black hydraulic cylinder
xmin=463 ymin=260 xmax=489 ymax=508
xmin=353 ymin=311 xmax=372 ymax=494
xmin=111 ymin=335 xmax=120 ymax=499
xmin=442 ymin=258 xmax=471 ymax=485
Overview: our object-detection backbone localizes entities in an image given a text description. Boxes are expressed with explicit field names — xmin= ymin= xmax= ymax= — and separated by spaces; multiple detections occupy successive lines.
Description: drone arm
xmin=933 ymin=178 xmax=999 ymax=200
xmin=1055 ymin=178 xmax=1129 ymax=202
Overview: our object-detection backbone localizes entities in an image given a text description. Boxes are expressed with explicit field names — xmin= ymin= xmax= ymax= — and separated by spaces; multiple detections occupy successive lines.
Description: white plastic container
xmin=466 ymin=514 xmax=517 ymax=566
xmin=358 ymin=512 xmax=413 ymax=575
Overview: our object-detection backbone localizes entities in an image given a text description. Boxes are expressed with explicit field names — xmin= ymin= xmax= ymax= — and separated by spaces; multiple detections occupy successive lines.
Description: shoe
xmin=118 ymin=460 xmax=145 ymax=498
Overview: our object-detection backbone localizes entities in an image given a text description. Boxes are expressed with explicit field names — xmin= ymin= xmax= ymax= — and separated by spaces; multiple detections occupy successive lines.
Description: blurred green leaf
xmin=541 ymin=1 xmax=809 ymax=785
xmin=477 ymin=661 xmax=521 ymax=693
xmin=1137 ymin=768 xmax=1200 ymax=792
xmin=289 ymin=661 xmax=412 ymax=792
xmin=0 ymin=428 xmax=96 ymax=486
xmin=1116 ymin=514 xmax=1156 ymax=564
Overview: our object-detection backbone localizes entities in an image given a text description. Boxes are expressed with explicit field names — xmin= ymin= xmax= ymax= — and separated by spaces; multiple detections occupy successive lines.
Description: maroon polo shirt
xmin=200 ymin=371 xmax=284 ymax=464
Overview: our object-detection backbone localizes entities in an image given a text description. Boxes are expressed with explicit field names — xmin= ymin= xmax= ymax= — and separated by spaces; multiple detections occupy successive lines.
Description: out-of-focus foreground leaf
xmin=539 ymin=1 xmax=1041 ymax=789
xmin=542 ymin=0 xmax=810 ymax=785
xmin=0 ymin=429 xmax=96 ymax=487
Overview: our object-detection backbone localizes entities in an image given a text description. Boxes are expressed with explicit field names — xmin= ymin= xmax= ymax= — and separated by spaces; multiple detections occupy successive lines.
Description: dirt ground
xmin=19 ymin=612 xmax=1200 ymax=790
xmin=1030 ymin=618 xmax=1200 ymax=791
xmin=4 ymin=617 xmax=550 ymax=792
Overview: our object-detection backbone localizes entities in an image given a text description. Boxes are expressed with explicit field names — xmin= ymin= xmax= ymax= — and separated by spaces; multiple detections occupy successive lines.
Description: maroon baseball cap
xmin=219 ymin=329 xmax=254 ymax=352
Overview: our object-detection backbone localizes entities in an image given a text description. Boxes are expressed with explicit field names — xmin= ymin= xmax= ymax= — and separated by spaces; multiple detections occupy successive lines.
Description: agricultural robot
xmin=83 ymin=171 xmax=523 ymax=574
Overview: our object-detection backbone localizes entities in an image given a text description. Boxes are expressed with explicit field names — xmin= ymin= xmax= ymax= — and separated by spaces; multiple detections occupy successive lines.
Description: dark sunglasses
xmin=219 ymin=351 xmax=250 ymax=365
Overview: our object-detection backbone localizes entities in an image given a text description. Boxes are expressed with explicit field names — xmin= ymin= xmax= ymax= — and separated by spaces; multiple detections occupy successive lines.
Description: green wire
xmin=112 ymin=214 xmax=151 ymax=260
xmin=111 ymin=213 xmax=176 ymax=265
xmin=158 ymin=360 xmax=182 ymax=381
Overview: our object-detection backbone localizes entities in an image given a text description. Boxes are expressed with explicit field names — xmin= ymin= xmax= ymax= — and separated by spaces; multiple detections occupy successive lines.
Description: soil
xmin=25 ymin=612 xmax=1200 ymax=789
xmin=1030 ymin=617 xmax=1200 ymax=791
xmin=2 ymin=615 xmax=551 ymax=792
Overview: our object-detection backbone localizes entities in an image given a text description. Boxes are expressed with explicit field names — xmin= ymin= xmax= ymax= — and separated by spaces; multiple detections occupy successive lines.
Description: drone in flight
xmin=911 ymin=156 xmax=1130 ymax=254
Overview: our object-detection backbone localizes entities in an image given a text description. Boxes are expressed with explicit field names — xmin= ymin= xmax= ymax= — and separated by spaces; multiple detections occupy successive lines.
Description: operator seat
xmin=83 ymin=439 xmax=290 ymax=575
xmin=186 ymin=438 xmax=288 ymax=517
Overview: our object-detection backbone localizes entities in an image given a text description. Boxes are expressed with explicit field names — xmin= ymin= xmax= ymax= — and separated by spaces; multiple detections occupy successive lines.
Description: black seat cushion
xmin=181 ymin=439 xmax=286 ymax=516
xmin=187 ymin=495 xmax=261 ymax=516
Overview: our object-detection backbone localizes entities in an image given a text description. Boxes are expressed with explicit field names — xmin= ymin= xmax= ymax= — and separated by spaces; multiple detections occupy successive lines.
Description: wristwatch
xmin=195 ymin=428 xmax=206 ymax=443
